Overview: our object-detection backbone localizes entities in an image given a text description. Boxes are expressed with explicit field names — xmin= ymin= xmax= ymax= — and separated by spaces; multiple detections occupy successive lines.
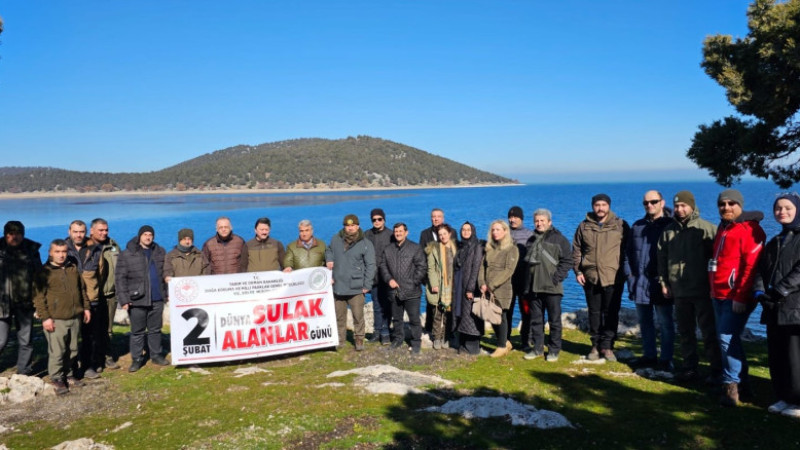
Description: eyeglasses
xmin=642 ymin=199 xmax=661 ymax=206
xmin=718 ymin=201 xmax=738 ymax=207
xmin=372 ymin=217 xmax=384 ymax=222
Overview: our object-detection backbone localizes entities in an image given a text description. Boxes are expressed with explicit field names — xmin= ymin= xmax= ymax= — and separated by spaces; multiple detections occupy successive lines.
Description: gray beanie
xmin=718 ymin=189 xmax=744 ymax=207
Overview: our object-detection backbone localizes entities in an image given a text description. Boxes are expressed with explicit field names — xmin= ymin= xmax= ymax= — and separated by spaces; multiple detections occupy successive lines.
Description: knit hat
xmin=138 ymin=225 xmax=155 ymax=239
xmin=507 ymin=206 xmax=524 ymax=220
xmin=370 ymin=208 xmax=385 ymax=220
xmin=592 ymin=193 xmax=611 ymax=206
xmin=673 ymin=191 xmax=696 ymax=210
xmin=718 ymin=189 xmax=744 ymax=207
xmin=178 ymin=228 xmax=194 ymax=241
xmin=4 ymin=220 xmax=24 ymax=236
xmin=343 ymin=214 xmax=359 ymax=226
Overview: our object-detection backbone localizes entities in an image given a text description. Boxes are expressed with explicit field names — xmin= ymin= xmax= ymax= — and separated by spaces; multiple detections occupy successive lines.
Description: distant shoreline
xmin=0 ymin=182 xmax=522 ymax=200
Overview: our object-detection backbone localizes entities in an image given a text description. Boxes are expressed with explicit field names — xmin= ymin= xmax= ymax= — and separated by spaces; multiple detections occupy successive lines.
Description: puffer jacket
xmin=116 ymin=237 xmax=167 ymax=307
xmin=246 ymin=237 xmax=285 ymax=272
xmin=572 ymin=211 xmax=629 ymax=287
xmin=755 ymin=227 xmax=800 ymax=326
xmin=624 ymin=210 xmax=673 ymax=305
xmin=657 ymin=208 xmax=717 ymax=299
xmin=478 ymin=242 xmax=519 ymax=309
xmin=425 ymin=241 xmax=456 ymax=306
xmin=326 ymin=229 xmax=376 ymax=296
xmin=0 ymin=238 xmax=42 ymax=317
xmin=380 ymin=240 xmax=426 ymax=300
xmin=522 ymin=227 xmax=572 ymax=296
xmin=202 ymin=233 xmax=248 ymax=275
xmin=33 ymin=260 xmax=88 ymax=321
xmin=709 ymin=211 xmax=766 ymax=303
xmin=366 ymin=227 xmax=394 ymax=283
xmin=164 ymin=246 xmax=204 ymax=279
xmin=283 ymin=238 xmax=326 ymax=270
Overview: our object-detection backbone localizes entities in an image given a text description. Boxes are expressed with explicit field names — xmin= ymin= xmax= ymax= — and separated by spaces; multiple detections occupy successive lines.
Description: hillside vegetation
xmin=0 ymin=136 xmax=513 ymax=193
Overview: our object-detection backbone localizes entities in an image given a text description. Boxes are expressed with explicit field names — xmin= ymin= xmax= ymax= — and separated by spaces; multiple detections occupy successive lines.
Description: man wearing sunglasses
xmin=365 ymin=208 xmax=394 ymax=345
xmin=625 ymin=191 xmax=674 ymax=372
xmin=709 ymin=189 xmax=766 ymax=406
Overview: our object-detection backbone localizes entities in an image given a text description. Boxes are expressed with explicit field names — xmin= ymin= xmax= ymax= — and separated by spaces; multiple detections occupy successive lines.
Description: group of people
xmin=1 ymin=188 xmax=799 ymax=418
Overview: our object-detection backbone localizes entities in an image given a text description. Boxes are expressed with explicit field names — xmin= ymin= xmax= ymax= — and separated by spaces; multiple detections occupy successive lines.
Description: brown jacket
xmin=164 ymin=246 xmax=204 ymax=279
xmin=33 ymin=261 xmax=88 ymax=321
xmin=85 ymin=237 xmax=121 ymax=298
xmin=478 ymin=243 xmax=519 ymax=309
xmin=202 ymin=234 xmax=248 ymax=275
xmin=246 ymin=237 xmax=285 ymax=272
xmin=572 ymin=211 xmax=629 ymax=287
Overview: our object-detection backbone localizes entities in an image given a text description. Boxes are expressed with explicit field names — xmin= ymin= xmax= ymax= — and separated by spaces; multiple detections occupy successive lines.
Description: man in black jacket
xmin=381 ymin=223 xmax=427 ymax=353
xmin=116 ymin=225 xmax=168 ymax=372
xmin=365 ymin=208 xmax=394 ymax=345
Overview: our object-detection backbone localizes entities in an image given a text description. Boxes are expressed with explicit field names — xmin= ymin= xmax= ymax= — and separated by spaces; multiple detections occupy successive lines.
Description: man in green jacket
xmin=657 ymin=190 xmax=722 ymax=383
xmin=247 ymin=217 xmax=285 ymax=272
xmin=283 ymin=220 xmax=326 ymax=271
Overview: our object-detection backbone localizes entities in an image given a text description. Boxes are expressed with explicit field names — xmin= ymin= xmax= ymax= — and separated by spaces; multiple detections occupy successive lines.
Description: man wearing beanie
xmin=326 ymin=214 xmax=376 ymax=351
xmin=709 ymin=189 xmax=766 ymax=406
xmin=0 ymin=220 xmax=42 ymax=376
xmin=572 ymin=193 xmax=629 ymax=361
xmin=164 ymin=228 xmax=203 ymax=282
xmin=202 ymin=217 xmax=248 ymax=275
xmin=365 ymin=208 xmax=394 ymax=345
xmin=115 ymin=225 xmax=169 ymax=372
xmin=508 ymin=206 xmax=533 ymax=349
xmin=657 ymin=191 xmax=722 ymax=384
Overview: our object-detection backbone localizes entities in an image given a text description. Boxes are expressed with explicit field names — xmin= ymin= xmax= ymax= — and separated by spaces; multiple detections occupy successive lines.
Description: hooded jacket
xmin=0 ymin=238 xmax=42 ymax=317
xmin=657 ymin=207 xmax=717 ymax=299
xmin=624 ymin=209 xmax=673 ymax=304
xmin=326 ymin=229 xmax=376 ymax=296
xmin=115 ymin=237 xmax=167 ymax=307
xmin=709 ymin=211 xmax=766 ymax=303
xmin=572 ymin=211 xmax=629 ymax=287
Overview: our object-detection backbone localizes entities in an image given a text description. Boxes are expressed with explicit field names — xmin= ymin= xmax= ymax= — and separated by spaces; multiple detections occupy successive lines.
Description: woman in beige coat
xmin=479 ymin=220 xmax=519 ymax=358
xmin=426 ymin=224 xmax=457 ymax=350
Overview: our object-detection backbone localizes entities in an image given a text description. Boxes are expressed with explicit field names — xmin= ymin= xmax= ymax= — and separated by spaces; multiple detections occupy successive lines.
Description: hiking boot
xmin=411 ymin=345 xmax=421 ymax=355
xmin=151 ymin=355 xmax=170 ymax=366
xmin=523 ymin=350 xmax=543 ymax=361
xmin=105 ymin=357 xmax=120 ymax=370
xmin=66 ymin=376 xmax=85 ymax=388
xmin=656 ymin=360 xmax=674 ymax=373
xmin=490 ymin=343 xmax=510 ymax=358
xmin=721 ymin=382 xmax=740 ymax=407
xmin=51 ymin=379 xmax=69 ymax=396
xmin=587 ymin=347 xmax=600 ymax=361
xmin=129 ymin=359 xmax=145 ymax=373
xmin=355 ymin=337 xmax=365 ymax=352
xmin=433 ymin=339 xmax=443 ymax=350
xmin=367 ymin=333 xmax=381 ymax=343
xmin=601 ymin=349 xmax=617 ymax=362
xmin=545 ymin=352 xmax=560 ymax=362
xmin=83 ymin=368 xmax=101 ymax=379
xmin=381 ymin=335 xmax=391 ymax=346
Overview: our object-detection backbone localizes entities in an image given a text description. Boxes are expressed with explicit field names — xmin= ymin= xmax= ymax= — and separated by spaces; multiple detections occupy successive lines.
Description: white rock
xmin=51 ymin=438 xmax=114 ymax=449
xmin=327 ymin=364 xmax=453 ymax=396
xmin=316 ymin=382 xmax=346 ymax=388
xmin=111 ymin=422 xmax=133 ymax=433
xmin=188 ymin=367 xmax=211 ymax=375
xmin=0 ymin=375 xmax=55 ymax=404
xmin=425 ymin=396 xmax=572 ymax=429
xmin=233 ymin=367 xmax=271 ymax=377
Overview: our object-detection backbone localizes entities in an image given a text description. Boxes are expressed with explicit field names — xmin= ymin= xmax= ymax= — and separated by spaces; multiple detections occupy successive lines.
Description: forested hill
xmin=0 ymin=136 xmax=515 ymax=193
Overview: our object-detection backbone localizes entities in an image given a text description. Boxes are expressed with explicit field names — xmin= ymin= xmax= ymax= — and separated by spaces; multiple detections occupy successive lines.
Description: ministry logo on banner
xmin=168 ymin=267 xmax=338 ymax=365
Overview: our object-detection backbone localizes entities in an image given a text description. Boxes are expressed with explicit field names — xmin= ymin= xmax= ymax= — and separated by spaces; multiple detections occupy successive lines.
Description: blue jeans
xmin=636 ymin=303 xmax=675 ymax=362
xmin=712 ymin=299 xmax=752 ymax=385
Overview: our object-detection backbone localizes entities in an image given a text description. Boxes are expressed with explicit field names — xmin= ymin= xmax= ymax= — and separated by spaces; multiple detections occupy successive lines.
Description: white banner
xmin=168 ymin=267 xmax=338 ymax=365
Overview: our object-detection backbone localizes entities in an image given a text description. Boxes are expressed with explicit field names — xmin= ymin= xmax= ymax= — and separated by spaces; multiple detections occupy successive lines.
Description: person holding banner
xmin=283 ymin=220 xmax=326 ymax=271
xmin=326 ymin=214 xmax=376 ymax=351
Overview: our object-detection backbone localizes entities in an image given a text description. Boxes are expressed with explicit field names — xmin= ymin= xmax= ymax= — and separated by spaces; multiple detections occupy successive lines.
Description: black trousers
xmin=392 ymin=294 xmax=422 ymax=350
xmin=583 ymin=282 xmax=622 ymax=350
xmin=129 ymin=302 xmax=164 ymax=361
xmin=80 ymin=298 xmax=109 ymax=370
xmin=529 ymin=293 xmax=563 ymax=353
xmin=767 ymin=323 xmax=800 ymax=404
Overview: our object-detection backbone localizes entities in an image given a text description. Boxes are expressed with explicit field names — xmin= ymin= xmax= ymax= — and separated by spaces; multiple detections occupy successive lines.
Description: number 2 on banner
xmin=182 ymin=308 xmax=210 ymax=347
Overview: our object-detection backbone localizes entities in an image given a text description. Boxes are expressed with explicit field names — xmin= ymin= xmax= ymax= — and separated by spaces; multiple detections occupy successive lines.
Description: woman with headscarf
xmin=455 ymin=222 xmax=484 ymax=355
xmin=754 ymin=192 xmax=800 ymax=418
xmin=479 ymin=220 xmax=519 ymax=358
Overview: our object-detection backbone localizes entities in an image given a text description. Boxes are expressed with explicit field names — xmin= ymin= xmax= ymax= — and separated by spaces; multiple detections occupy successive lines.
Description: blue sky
xmin=0 ymin=1 xmax=752 ymax=182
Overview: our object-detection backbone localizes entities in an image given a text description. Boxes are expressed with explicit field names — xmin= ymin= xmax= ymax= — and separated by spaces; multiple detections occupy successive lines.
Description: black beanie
xmin=592 ymin=193 xmax=611 ymax=206
xmin=370 ymin=208 xmax=385 ymax=219
xmin=138 ymin=225 xmax=155 ymax=239
xmin=4 ymin=221 xmax=24 ymax=236
xmin=507 ymin=206 xmax=523 ymax=220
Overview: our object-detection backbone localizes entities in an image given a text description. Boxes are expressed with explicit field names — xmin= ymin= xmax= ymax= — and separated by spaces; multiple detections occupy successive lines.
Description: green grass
xmin=2 ymin=325 xmax=800 ymax=449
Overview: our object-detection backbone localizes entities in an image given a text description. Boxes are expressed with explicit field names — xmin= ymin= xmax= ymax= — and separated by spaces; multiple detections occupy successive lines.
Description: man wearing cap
xmin=116 ymin=225 xmax=169 ymax=372
xmin=710 ymin=189 xmax=766 ymax=406
xmin=202 ymin=216 xmax=248 ymax=275
xmin=420 ymin=208 xmax=444 ymax=334
xmin=657 ymin=191 xmax=722 ymax=383
xmin=82 ymin=218 xmax=122 ymax=375
xmin=0 ymin=221 xmax=42 ymax=375
xmin=164 ymin=228 xmax=204 ymax=281
xmin=282 ymin=220 xmax=326 ymax=271
xmin=508 ymin=206 xmax=534 ymax=349
xmin=326 ymin=214 xmax=376 ymax=351
xmin=365 ymin=208 xmax=394 ymax=345
xmin=572 ymin=193 xmax=629 ymax=361
xmin=247 ymin=217 xmax=285 ymax=272
xmin=624 ymin=191 xmax=675 ymax=371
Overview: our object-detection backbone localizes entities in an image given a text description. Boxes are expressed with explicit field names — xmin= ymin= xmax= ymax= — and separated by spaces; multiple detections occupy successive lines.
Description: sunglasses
xmin=718 ymin=201 xmax=738 ymax=207
xmin=372 ymin=217 xmax=384 ymax=222
xmin=642 ymin=199 xmax=661 ymax=206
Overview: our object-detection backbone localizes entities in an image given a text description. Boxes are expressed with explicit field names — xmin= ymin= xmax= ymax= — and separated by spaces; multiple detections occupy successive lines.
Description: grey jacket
xmin=326 ymin=229 xmax=376 ymax=296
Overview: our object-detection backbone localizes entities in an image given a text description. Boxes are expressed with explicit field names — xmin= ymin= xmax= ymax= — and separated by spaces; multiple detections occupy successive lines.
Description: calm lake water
xmin=4 ymin=181 xmax=792 ymax=336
